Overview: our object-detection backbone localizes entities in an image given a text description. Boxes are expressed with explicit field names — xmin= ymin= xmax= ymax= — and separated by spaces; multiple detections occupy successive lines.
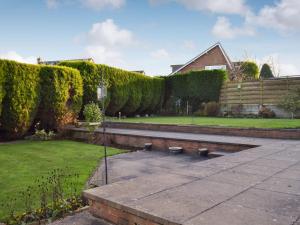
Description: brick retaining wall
xmin=105 ymin=122 xmax=300 ymax=140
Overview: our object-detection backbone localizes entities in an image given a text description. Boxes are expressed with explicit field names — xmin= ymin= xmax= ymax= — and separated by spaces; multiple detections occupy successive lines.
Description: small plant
xmin=279 ymin=88 xmax=300 ymax=119
xmin=259 ymin=105 xmax=275 ymax=118
xmin=26 ymin=122 xmax=56 ymax=141
xmin=203 ymin=102 xmax=220 ymax=117
xmin=2 ymin=168 xmax=84 ymax=225
xmin=83 ymin=102 xmax=102 ymax=123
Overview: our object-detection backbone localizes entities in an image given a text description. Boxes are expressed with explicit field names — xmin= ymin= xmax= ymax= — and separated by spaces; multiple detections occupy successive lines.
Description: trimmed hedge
xmin=37 ymin=66 xmax=83 ymax=130
xmin=165 ymin=70 xmax=227 ymax=112
xmin=0 ymin=60 xmax=41 ymax=137
xmin=60 ymin=61 xmax=165 ymax=116
xmin=0 ymin=59 xmax=83 ymax=138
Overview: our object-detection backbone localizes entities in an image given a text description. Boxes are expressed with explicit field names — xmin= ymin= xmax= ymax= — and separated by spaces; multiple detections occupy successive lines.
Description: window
xmin=205 ymin=65 xmax=226 ymax=70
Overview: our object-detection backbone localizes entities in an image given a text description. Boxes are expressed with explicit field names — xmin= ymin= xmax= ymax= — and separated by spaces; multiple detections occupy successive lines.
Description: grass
xmin=0 ymin=140 xmax=125 ymax=220
xmin=116 ymin=116 xmax=300 ymax=129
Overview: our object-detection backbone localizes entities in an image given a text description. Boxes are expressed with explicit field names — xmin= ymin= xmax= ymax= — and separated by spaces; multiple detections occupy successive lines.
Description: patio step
xmin=169 ymin=146 xmax=183 ymax=154
xmin=208 ymin=151 xmax=231 ymax=158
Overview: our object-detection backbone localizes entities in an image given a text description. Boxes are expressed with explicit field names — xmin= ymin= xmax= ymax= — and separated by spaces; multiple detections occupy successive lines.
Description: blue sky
xmin=0 ymin=0 xmax=299 ymax=76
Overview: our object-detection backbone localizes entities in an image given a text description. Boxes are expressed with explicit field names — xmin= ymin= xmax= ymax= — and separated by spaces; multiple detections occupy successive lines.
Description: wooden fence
xmin=220 ymin=77 xmax=300 ymax=105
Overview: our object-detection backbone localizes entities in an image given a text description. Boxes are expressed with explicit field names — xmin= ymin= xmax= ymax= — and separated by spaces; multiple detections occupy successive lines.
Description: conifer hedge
xmin=60 ymin=61 xmax=165 ymax=116
xmin=0 ymin=60 xmax=41 ymax=137
xmin=165 ymin=70 xmax=227 ymax=111
xmin=37 ymin=66 xmax=83 ymax=130
xmin=0 ymin=59 xmax=83 ymax=138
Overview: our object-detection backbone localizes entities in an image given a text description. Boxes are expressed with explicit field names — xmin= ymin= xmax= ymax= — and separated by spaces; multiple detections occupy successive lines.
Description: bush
xmin=0 ymin=60 xmax=41 ymax=138
xmin=83 ymin=102 xmax=102 ymax=122
xmin=165 ymin=70 xmax=227 ymax=113
xmin=241 ymin=61 xmax=259 ymax=80
xmin=60 ymin=61 xmax=165 ymax=116
xmin=203 ymin=102 xmax=220 ymax=116
xmin=279 ymin=88 xmax=300 ymax=119
xmin=259 ymin=105 xmax=275 ymax=118
xmin=260 ymin=63 xmax=274 ymax=79
xmin=37 ymin=66 xmax=83 ymax=130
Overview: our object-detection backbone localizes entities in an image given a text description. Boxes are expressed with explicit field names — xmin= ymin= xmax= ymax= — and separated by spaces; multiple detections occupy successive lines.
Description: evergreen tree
xmin=260 ymin=63 xmax=274 ymax=79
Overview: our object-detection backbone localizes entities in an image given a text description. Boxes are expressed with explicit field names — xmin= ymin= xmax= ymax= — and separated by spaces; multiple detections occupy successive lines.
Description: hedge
xmin=37 ymin=66 xmax=83 ymax=130
xmin=0 ymin=59 xmax=83 ymax=138
xmin=60 ymin=61 xmax=165 ymax=116
xmin=165 ymin=70 xmax=227 ymax=112
xmin=0 ymin=60 xmax=41 ymax=137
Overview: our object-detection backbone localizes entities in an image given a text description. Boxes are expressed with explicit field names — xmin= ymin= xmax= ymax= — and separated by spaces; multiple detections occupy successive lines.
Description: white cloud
xmin=81 ymin=19 xmax=134 ymax=66
xmin=150 ymin=49 xmax=170 ymax=60
xmin=46 ymin=0 xmax=125 ymax=10
xmin=249 ymin=0 xmax=300 ymax=33
xmin=87 ymin=19 xmax=133 ymax=47
xmin=149 ymin=0 xmax=249 ymax=15
xmin=212 ymin=17 xmax=255 ymax=39
xmin=81 ymin=0 xmax=125 ymax=10
xmin=182 ymin=40 xmax=196 ymax=50
xmin=0 ymin=51 xmax=36 ymax=64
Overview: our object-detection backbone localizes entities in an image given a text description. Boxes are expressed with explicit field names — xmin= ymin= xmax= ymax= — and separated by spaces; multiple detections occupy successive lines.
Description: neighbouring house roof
xmin=169 ymin=42 xmax=233 ymax=76
xmin=37 ymin=57 xmax=94 ymax=65
xmin=131 ymin=70 xmax=146 ymax=74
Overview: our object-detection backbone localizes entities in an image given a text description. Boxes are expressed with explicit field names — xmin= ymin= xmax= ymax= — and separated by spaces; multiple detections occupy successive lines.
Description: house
xmin=37 ymin=57 xmax=94 ymax=65
xmin=170 ymin=42 xmax=233 ymax=75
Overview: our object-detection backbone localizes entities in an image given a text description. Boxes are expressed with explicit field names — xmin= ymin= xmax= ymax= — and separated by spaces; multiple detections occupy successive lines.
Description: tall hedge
xmin=0 ymin=60 xmax=41 ymax=137
xmin=60 ymin=61 xmax=165 ymax=116
xmin=165 ymin=70 xmax=227 ymax=111
xmin=37 ymin=66 xmax=83 ymax=130
xmin=0 ymin=60 xmax=7 ymax=117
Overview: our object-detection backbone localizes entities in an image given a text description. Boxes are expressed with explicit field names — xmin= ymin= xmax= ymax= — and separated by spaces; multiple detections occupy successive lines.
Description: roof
xmin=169 ymin=42 xmax=232 ymax=76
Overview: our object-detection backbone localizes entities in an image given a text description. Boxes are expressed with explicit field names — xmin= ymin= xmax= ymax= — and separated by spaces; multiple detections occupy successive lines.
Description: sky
xmin=0 ymin=0 xmax=299 ymax=76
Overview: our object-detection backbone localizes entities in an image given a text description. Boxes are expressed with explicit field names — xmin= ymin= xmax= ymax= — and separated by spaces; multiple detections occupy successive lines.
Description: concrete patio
xmin=80 ymin=128 xmax=300 ymax=225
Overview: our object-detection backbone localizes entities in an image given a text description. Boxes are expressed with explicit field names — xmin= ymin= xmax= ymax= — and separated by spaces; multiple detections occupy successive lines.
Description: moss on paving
xmin=0 ymin=140 xmax=125 ymax=220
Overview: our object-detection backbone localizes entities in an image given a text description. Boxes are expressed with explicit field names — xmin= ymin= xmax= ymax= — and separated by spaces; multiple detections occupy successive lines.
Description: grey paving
xmin=50 ymin=211 xmax=112 ymax=225
xmin=76 ymin=127 xmax=300 ymax=225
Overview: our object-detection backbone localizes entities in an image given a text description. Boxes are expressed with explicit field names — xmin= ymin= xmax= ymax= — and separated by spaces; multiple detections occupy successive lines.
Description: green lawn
xmin=117 ymin=116 xmax=300 ymax=129
xmin=0 ymin=140 xmax=124 ymax=220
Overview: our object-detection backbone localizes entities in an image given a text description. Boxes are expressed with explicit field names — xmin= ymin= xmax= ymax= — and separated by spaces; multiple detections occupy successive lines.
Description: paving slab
xmin=274 ymin=168 xmax=300 ymax=181
xmin=50 ymin=211 xmax=112 ymax=225
xmin=227 ymin=188 xmax=300 ymax=219
xmin=184 ymin=203 xmax=294 ymax=225
xmin=127 ymin=179 xmax=247 ymax=224
xmin=206 ymin=170 xmax=266 ymax=188
xmin=255 ymin=177 xmax=300 ymax=196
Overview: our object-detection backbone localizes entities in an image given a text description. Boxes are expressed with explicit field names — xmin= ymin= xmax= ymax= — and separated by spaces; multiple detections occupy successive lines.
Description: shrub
xmin=259 ymin=105 xmax=275 ymax=118
xmin=260 ymin=63 xmax=274 ymax=79
xmin=0 ymin=60 xmax=41 ymax=138
xmin=279 ymin=88 xmax=300 ymax=119
xmin=241 ymin=61 xmax=259 ymax=80
xmin=83 ymin=102 xmax=102 ymax=122
xmin=37 ymin=66 xmax=83 ymax=130
xmin=203 ymin=102 xmax=220 ymax=117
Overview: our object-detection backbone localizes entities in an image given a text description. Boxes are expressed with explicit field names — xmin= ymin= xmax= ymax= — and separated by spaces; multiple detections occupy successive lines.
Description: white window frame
xmin=205 ymin=65 xmax=227 ymax=70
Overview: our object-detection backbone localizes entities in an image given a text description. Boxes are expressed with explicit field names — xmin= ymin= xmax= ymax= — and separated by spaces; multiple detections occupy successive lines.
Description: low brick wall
xmin=88 ymin=199 xmax=168 ymax=225
xmin=105 ymin=122 xmax=300 ymax=140
xmin=68 ymin=129 xmax=255 ymax=155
